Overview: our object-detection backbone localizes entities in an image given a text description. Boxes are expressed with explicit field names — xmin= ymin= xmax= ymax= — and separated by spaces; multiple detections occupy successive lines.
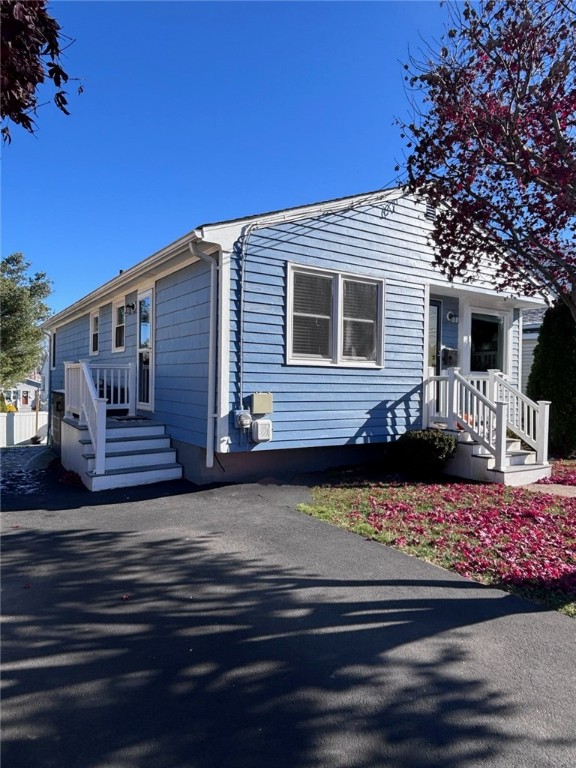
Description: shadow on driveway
xmin=2 ymin=521 xmax=571 ymax=768
xmin=2 ymin=447 xmax=575 ymax=767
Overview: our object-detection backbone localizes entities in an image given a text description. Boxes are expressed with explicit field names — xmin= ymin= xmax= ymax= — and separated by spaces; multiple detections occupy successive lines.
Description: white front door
xmin=137 ymin=289 xmax=154 ymax=409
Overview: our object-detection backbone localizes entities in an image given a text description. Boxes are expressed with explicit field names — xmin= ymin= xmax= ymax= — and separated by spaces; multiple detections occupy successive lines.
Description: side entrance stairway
xmin=62 ymin=362 xmax=182 ymax=491
xmin=81 ymin=418 xmax=182 ymax=491
xmin=67 ymin=417 xmax=183 ymax=491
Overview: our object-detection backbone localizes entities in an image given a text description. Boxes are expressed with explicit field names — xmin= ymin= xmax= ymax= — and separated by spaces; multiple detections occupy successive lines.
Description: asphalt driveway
xmin=1 ymin=447 xmax=575 ymax=768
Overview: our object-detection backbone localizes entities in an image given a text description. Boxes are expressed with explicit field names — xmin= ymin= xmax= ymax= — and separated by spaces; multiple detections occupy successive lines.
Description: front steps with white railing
xmin=75 ymin=418 xmax=183 ymax=491
xmin=444 ymin=431 xmax=551 ymax=486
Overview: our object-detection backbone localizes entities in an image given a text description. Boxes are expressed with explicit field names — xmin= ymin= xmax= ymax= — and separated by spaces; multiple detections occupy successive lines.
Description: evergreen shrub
xmin=394 ymin=429 xmax=458 ymax=477
xmin=527 ymin=302 xmax=576 ymax=458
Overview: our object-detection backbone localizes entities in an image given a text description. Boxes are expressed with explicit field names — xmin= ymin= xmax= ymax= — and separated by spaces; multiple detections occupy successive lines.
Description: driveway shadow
xmin=2 ymin=524 xmax=569 ymax=768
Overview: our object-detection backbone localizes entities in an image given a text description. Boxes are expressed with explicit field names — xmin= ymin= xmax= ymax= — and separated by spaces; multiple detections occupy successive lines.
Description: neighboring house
xmin=43 ymin=188 xmax=552 ymax=490
xmin=0 ymin=378 xmax=48 ymax=447
xmin=521 ymin=308 xmax=546 ymax=393
xmin=2 ymin=379 xmax=41 ymax=412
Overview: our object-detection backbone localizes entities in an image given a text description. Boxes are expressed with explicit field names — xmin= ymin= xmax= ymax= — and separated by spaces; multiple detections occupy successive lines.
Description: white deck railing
xmin=424 ymin=367 xmax=550 ymax=469
xmin=492 ymin=372 xmax=550 ymax=464
xmin=64 ymin=362 xmax=136 ymax=476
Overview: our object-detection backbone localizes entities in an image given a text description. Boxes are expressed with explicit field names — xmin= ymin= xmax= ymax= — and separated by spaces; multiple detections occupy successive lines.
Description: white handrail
xmin=424 ymin=367 xmax=550 ymax=468
xmin=492 ymin=372 xmax=550 ymax=464
xmin=64 ymin=362 xmax=107 ymax=475
xmin=451 ymin=369 xmax=506 ymax=468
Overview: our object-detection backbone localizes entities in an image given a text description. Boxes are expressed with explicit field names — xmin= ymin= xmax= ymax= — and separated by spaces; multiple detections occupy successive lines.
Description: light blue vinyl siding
xmin=51 ymin=296 xmax=139 ymax=390
xmin=227 ymin=196 xmax=430 ymax=452
xmin=153 ymin=261 xmax=211 ymax=447
xmin=431 ymin=294 xmax=459 ymax=356
xmin=51 ymin=315 xmax=90 ymax=390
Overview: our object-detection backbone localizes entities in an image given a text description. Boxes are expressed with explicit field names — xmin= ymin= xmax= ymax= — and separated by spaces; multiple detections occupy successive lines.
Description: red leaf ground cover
xmin=341 ymin=482 xmax=576 ymax=613
xmin=537 ymin=460 xmax=576 ymax=487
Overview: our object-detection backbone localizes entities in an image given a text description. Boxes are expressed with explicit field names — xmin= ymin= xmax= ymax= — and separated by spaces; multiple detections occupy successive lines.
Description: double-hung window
xmin=90 ymin=310 xmax=100 ymax=355
xmin=288 ymin=265 xmax=384 ymax=366
xmin=113 ymin=301 xmax=126 ymax=352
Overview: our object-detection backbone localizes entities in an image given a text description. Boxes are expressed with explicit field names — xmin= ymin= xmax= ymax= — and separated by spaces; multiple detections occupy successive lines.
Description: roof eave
xmin=43 ymin=230 xmax=219 ymax=329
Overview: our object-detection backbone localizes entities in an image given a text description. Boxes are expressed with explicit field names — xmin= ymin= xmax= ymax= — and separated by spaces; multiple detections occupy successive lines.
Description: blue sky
xmin=2 ymin=0 xmax=449 ymax=314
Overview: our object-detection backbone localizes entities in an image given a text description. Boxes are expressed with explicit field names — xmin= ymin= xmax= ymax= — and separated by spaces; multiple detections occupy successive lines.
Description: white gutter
xmin=43 ymin=231 xmax=205 ymax=330
xmin=189 ymin=241 xmax=218 ymax=469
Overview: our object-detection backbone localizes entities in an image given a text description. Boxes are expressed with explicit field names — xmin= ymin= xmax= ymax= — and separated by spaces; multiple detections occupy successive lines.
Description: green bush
xmin=394 ymin=429 xmax=458 ymax=477
xmin=527 ymin=301 xmax=576 ymax=458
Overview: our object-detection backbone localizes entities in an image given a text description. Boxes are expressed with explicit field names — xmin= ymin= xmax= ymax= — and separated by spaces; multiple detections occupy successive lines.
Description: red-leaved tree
xmin=0 ymin=0 xmax=80 ymax=142
xmin=400 ymin=0 xmax=576 ymax=322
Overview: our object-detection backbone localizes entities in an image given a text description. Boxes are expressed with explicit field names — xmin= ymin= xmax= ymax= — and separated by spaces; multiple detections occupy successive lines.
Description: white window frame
xmin=89 ymin=310 xmax=100 ymax=356
xmin=287 ymin=263 xmax=385 ymax=367
xmin=112 ymin=299 xmax=126 ymax=353
xmin=459 ymin=302 xmax=512 ymax=376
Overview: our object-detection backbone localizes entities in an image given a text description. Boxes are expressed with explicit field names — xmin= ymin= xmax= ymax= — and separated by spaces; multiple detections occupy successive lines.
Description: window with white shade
xmin=288 ymin=265 xmax=384 ymax=366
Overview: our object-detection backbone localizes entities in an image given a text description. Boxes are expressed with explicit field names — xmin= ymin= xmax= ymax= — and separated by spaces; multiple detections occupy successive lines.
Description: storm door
xmin=470 ymin=312 xmax=504 ymax=372
xmin=428 ymin=300 xmax=442 ymax=375
xmin=137 ymin=289 xmax=153 ymax=409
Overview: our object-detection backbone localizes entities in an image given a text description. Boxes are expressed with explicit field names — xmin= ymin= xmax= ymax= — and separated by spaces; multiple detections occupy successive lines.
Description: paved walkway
xmin=1 ymin=448 xmax=575 ymax=768
xmin=526 ymin=481 xmax=576 ymax=497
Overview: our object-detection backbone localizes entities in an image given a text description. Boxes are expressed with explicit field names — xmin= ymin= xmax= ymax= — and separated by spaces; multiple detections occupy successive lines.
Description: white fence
xmin=0 ymin=411 xmax=49 ymax=447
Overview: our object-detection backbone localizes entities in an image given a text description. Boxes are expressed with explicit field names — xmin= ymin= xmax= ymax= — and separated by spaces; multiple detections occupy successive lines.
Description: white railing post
xmin=128 ymin=363 xmax=136 ymax=416
xmin=487 ymin=369 xmax=499 ymax=403
xmin=423 ymin=366 xmax=435 ymax=429
xmin=536 ymin=401 xmax=551 ymax=465
xmin=447 ymin=367 xmax=460 ymax=431
xmin=94 ymin=399 xmax=107 ymax=475
xmin=64 ymin=363 xmax=71 ymax=417
xmin=495 ymin=401 xmax=508 ymax=472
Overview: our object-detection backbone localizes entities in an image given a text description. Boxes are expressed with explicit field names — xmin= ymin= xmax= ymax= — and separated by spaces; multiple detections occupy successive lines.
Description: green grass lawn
xmin=298 ymin=462 xmax=576 ymax=617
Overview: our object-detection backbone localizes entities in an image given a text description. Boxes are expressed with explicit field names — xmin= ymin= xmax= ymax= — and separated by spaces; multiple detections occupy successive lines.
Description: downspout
xmin=189 ymin=242 xmax=218 ymax=469
xmin=238 ymin=221 xmax=260 ymax=409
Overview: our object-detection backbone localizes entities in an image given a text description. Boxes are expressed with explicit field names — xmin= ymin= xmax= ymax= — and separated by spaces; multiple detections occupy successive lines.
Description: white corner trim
xmin=423 ymin=283 xmax=430 ymax=381
xmin=216 ymin=248 xmax=232 ymax=453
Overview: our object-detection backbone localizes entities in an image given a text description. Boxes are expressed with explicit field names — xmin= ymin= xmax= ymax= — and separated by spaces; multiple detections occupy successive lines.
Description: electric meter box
xmin=251 ymin=392 xmax=273 ymax=414
xmin=252 ymin=419 xmax=273 ymax=443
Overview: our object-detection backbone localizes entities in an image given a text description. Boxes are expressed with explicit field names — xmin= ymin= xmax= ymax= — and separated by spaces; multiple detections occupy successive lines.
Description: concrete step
xmin=470 ymin=438 xmax=523 ymax=455
xmin=445 ymin=441 xmax=550 ymax=486
xmin=507 ymin=450 xmax=537 ymax=466
xmin=485 ymin=463 xmax=552 ymax=486
xmin=86 ymin=463 xmax=183 ymax=491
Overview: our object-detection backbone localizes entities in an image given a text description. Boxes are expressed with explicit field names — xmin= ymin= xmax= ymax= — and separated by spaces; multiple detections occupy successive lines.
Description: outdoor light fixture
xmin=125 ymin=303 xmax=136 ymax=314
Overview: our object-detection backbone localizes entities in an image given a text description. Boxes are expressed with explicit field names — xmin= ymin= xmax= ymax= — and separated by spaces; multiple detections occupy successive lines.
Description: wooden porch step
xmin=85 ymin=463 xmax=183 ymax=491
xmin=80 ymin=434 xmax=172 ymax=452
xmin=65 ymin=415 xmax=184 ymax=491
xmin=82 ymin=446 xmax=177 ymax=471
xmin=104 ymin=420 xmax=167 ymax=439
